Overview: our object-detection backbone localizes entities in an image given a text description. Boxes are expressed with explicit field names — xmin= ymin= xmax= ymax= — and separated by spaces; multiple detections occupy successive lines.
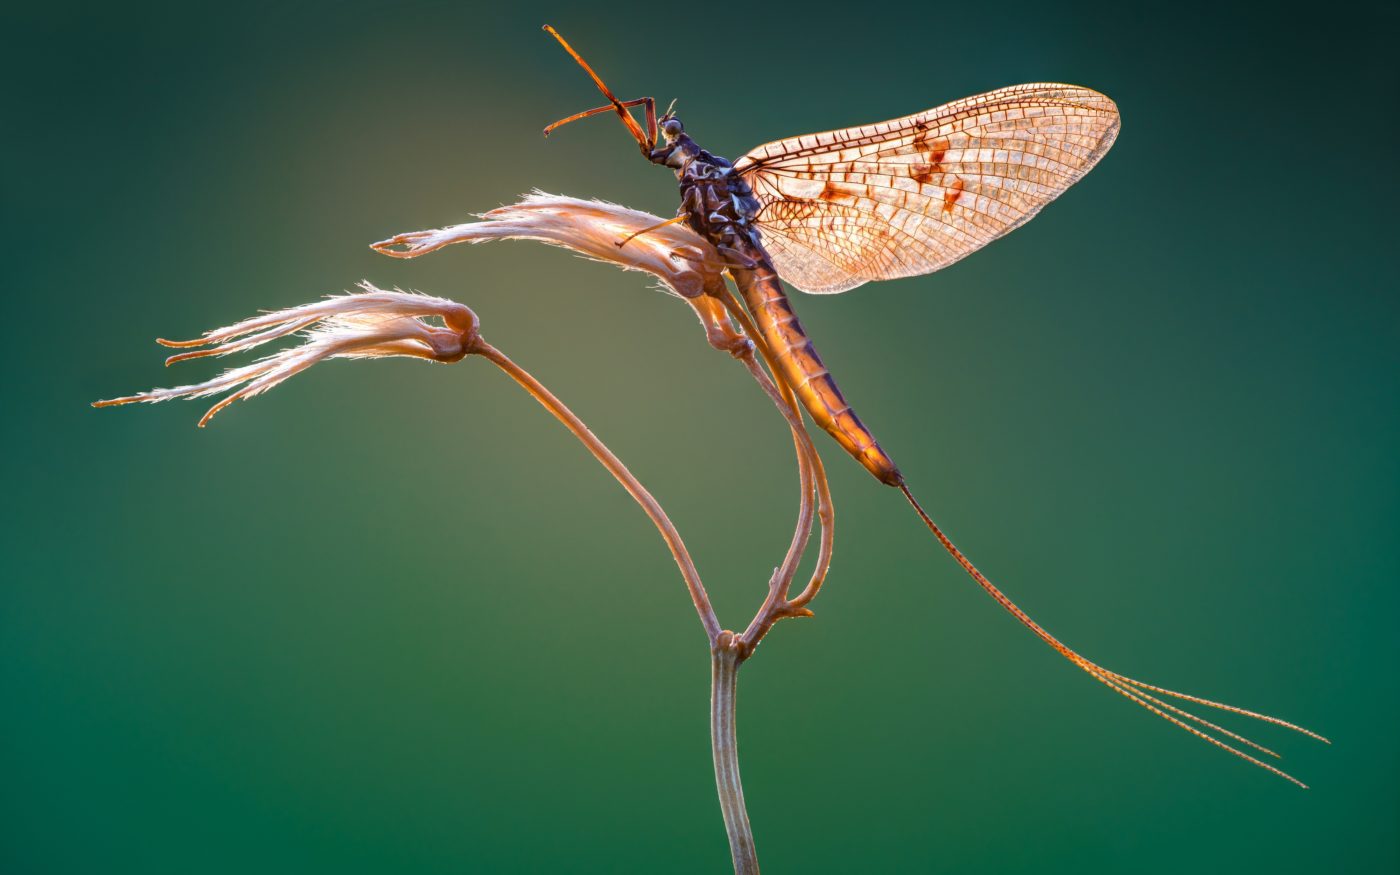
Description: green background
xmin=6 ymin=1 xmax=1397 ymax=872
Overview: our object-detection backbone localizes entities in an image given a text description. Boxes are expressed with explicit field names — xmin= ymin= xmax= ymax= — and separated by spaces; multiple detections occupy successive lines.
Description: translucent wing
xmin=736 ymin=84 xmax=1120 ymax=294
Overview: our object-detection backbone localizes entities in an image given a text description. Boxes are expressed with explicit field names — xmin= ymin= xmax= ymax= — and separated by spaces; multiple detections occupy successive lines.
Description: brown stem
xmin=717 ymin=292 xmax=834 ymax=654
xmin=711 ymin=632 xmax=759 ymax=874
xmin=473 ymin=310 xmax=825 ymax=874
xmin=471 ymin=338 xmax=722 ymax=643
xmin=735 ymin=347 xmax=816 ymax=638
xmin=737 ymin=344 xmax=835 ymax=612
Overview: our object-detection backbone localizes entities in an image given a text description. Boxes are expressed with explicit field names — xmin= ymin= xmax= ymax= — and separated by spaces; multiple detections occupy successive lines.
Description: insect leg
xmin=616 ymin=213 xmax=688 ymax=248
xmin=643 ymin=95 xmax=658 ymax=145
xmin=543 ymin=26 xmax=653 ymax=151
xmin=716 ymin=246 xmax=759 ymax=269
xmin=543 ymin=97 xmax=655 ymax=140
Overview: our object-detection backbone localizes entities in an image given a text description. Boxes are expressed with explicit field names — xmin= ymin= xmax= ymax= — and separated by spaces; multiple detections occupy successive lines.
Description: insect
xmin=542 ymin=26 xmax=1326 ymax=784
xmin=543 ymin=27 xmax=1117 ymax=488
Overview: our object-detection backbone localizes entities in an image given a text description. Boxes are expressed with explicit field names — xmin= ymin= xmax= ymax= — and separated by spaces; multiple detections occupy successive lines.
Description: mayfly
xmin=541 ymin=25 xmax=1326 ymax=784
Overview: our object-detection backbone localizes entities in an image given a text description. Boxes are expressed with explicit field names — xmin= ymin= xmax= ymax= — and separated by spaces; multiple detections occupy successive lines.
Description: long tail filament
xmin=897 ymin=482 xmax=1328 ymax=787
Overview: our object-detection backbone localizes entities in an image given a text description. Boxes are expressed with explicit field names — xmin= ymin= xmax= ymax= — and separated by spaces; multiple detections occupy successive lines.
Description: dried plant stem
xmin=476 ymin=331 xmax=804 ymax=873
xmin=718 ymin=291 xmax=835 ymax=654
xmin=100 ymin=186 xmax=1331 ymax=874
xmin=472 ymin=339 xmax=722 ymax=644
xmin=711 ymin=632 xmax=758 ymax=875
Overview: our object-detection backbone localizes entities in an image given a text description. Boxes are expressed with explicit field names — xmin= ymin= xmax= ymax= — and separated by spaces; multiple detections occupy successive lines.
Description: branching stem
xmin=471 ymin=338 xmax=722 ymax=644
xmin=472 ymin=304 xmax=833 ymax=875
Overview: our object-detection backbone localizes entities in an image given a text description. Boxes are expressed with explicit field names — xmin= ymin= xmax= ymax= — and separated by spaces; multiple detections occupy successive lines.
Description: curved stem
xmin=712 ymin=633 xmax=759 ymax=874
xmin=717 ymin=291 xmax=834 ymax=653
xmin=726 ymin=295 xmax=835 ymax=610
xmin=472 ymin=338 xmax=722 ymax=644
xmin=738 ymin=345 xmax=816 ymax=619
xmin=474 ymin=314 xmax=826 ymax=872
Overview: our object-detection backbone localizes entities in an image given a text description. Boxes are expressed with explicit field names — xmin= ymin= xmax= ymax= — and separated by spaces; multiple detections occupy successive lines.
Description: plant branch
xmin=711 ymin=632 xmax=758 ymax=875
xmin=471 ymin=338 xmax=722 ymax=644
xmin=716 ymin=290 xmax=835 ymax=655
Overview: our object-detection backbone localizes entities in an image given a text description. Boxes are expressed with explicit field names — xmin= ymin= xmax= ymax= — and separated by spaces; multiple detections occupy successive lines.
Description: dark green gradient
xmin=5 ymin=2 xmax=1397 ymax=872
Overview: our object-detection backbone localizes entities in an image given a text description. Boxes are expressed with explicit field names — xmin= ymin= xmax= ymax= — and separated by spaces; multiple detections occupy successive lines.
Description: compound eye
xmin=660 ymin=118 xmax=683 ymax=137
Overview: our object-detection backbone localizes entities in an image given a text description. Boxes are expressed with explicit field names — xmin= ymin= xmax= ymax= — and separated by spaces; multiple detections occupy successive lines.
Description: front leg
xmin=717 ymin=245 xmax=760 ymax=270
xmin=679 ymin=184 xmax=704 ymax=217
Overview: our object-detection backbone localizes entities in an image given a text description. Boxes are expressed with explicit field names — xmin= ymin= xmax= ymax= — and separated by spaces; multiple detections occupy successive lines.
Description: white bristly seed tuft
xmin=94 ymin=283 xmax=477 ymax=426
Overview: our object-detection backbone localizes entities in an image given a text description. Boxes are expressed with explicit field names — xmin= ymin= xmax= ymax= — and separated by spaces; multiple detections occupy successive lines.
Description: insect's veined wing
xmin=735 ymin=84 xmax=1120 ymax=294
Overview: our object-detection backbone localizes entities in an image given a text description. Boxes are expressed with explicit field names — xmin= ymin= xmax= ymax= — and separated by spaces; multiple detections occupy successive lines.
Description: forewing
xmin=736 ymin=84 xmax=1120 ymax=294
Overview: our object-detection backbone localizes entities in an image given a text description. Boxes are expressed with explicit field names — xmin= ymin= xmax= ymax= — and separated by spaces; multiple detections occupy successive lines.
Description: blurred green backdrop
xmin=5 ymin=1 xmax=1397 ymax=872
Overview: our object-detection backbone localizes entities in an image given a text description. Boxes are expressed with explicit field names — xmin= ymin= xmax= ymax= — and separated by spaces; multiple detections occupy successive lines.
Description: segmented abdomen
xmin=732 ymin=255 xmax=902 ymax=486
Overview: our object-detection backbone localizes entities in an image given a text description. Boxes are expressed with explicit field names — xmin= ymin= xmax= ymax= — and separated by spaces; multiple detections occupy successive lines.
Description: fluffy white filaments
xmin=372 ymin=192 xmax=726 ymax=299
xmin=93 ymin=284 xmax=479 ymax=426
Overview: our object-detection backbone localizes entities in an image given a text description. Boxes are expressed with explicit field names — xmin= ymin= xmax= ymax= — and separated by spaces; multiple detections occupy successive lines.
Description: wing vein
xmin=739 ymin=83 xmax=1120 ymax=294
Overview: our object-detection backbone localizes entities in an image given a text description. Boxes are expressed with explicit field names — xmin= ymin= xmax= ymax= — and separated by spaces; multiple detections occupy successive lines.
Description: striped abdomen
xmin=732 ymin=257 xmax=902 ymax=486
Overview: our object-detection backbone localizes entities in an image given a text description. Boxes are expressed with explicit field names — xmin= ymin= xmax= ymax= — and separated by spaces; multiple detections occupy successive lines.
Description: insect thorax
xmin=650 ymin=124 xmax=762 ymax=254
